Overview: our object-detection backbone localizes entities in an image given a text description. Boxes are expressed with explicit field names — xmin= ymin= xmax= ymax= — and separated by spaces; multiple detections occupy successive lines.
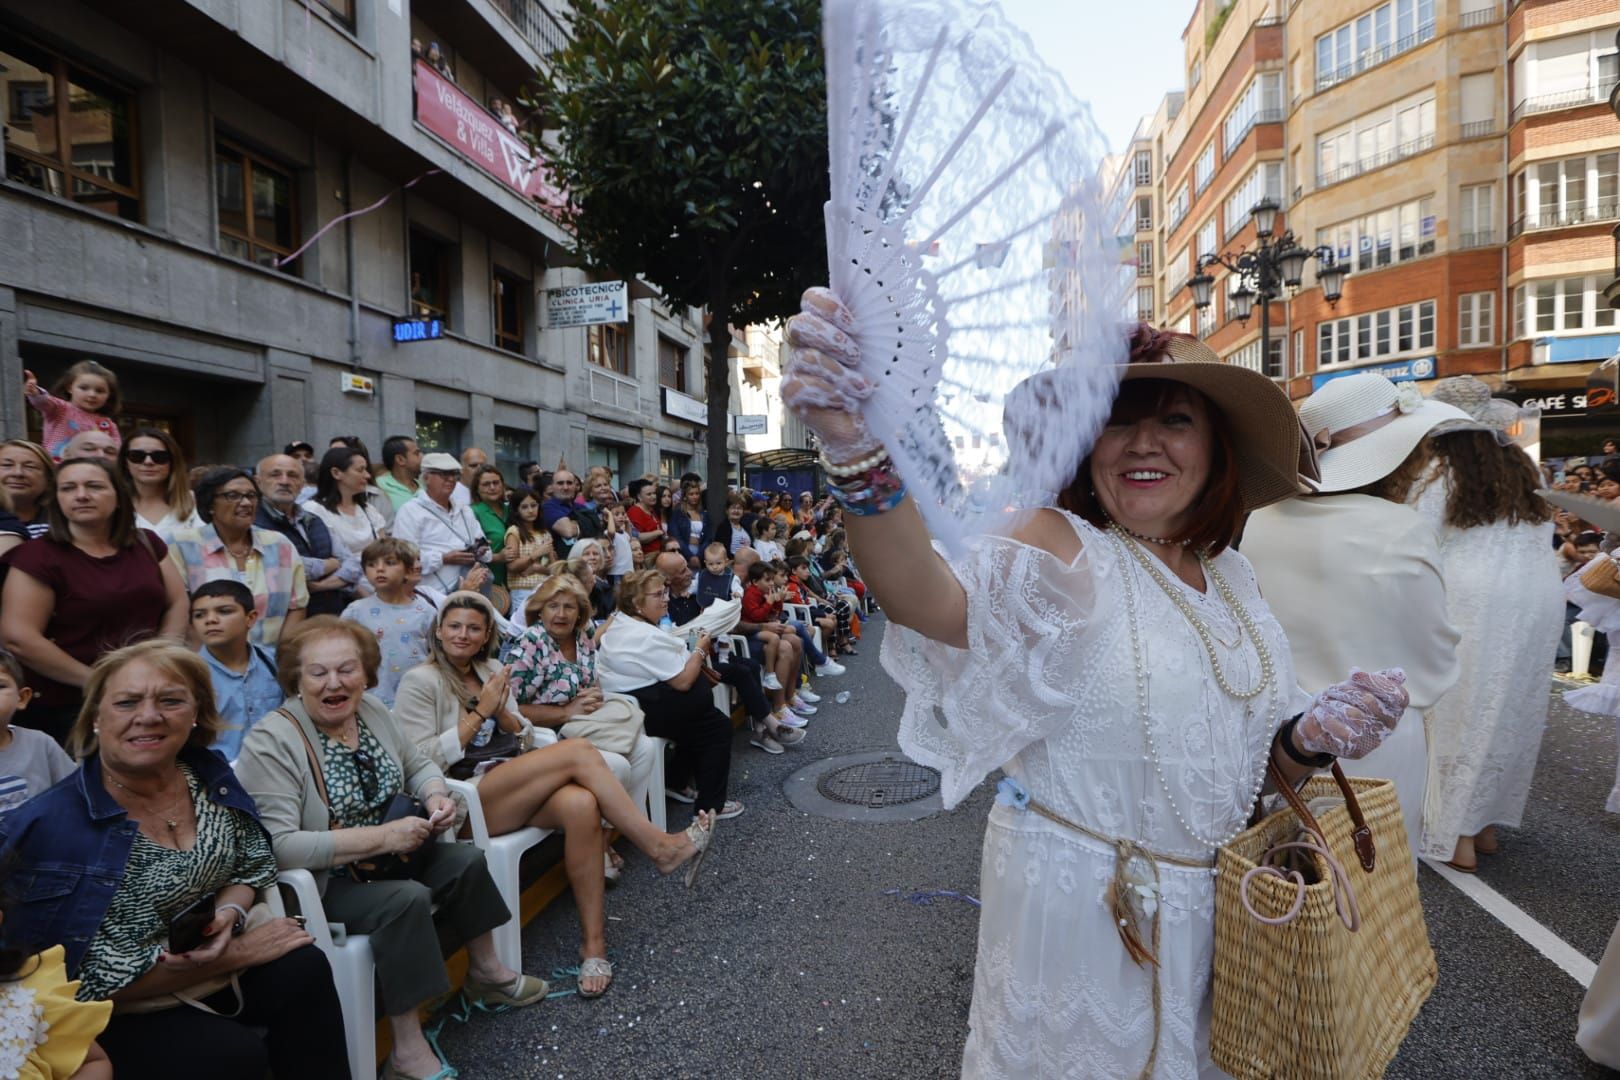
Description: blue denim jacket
xmin=0 ymin=745 xmax=264 ymax=977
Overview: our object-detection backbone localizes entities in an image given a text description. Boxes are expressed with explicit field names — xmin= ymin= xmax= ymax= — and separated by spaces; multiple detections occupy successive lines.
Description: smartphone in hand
xmin=168 ymin=892 xmax=217 ymax=954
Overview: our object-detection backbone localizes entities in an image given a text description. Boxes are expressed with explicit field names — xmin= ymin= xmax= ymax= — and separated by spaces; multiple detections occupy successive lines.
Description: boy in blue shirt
xmin=192 ymin=579 xmax=282 ymax=761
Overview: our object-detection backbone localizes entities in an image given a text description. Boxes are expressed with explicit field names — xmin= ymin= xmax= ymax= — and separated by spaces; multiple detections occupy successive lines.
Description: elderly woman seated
xmin=0 ymin=640 xmax=347 ymax=1080
xmin=233 ymin=617 xmax=548 ymax=1080
xmin=392 ymin=590 xmax=712 ymax=998
xmin=597 ymin=570 xmax=742 ymax=820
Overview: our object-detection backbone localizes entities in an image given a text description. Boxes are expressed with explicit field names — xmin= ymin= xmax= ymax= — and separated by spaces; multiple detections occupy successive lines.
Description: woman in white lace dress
xmin=783 ymin=298 xmax=1412 ymax=1079
xmin=1406 ymin=377 xmax=1563 ymax=869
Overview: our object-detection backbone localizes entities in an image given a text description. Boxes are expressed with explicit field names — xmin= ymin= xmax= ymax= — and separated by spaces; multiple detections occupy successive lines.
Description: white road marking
xmin=1424 ymin=858 xmax=1598 ymax=989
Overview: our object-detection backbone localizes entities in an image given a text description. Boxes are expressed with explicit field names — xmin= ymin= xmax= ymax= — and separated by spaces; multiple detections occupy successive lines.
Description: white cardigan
xmin=596 ymin=616 xmax=690 ymax=693
xmin=391 ymin=658 xmax=550 ymax=771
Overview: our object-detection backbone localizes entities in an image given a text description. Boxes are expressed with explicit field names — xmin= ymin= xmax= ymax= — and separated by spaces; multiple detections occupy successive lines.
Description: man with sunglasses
xmin=393 ymin=453 xmax=493 ymax=594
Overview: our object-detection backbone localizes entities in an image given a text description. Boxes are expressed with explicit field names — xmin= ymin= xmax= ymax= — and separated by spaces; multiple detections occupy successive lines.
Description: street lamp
xmin=1184 ymin=197 xmax=1348 ymax=378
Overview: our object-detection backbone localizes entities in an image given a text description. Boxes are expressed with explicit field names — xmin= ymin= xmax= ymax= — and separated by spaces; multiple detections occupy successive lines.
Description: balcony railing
xmin=1458 ymin=230 xmax=1496 ymax=249
xmin=490 ymin=0 xmax=570 ymax=58
xmin=1315 ymin=22 xmax=1437 ymax=92
xmin=1508 ymin=199 xmax=1620 ymax=239
xmin=1167 ymin=204 xmax=1188 ymax=232
xmin=1510 ymin=77 xmax=1620 ymax=125
xmin=1222 ymin=108 xmax=1286 ymax=156
xmin=1315 ymin=134 xmax=1436 ymax=189
xmin=1460 ymin=119 xmax=1496 ymax=139
xmin=1458 ymin=5 xmax=1498 ymax=28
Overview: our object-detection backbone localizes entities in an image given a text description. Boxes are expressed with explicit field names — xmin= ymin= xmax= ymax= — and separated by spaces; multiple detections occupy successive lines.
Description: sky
xmin=998 ymin=0 xmax=1193 ymax=155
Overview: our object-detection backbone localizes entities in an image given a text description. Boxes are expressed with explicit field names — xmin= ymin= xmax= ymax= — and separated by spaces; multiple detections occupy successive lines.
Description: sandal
xmin=463 ymin=972 xmax=549 ymax=1011
xmin=577 ymin=957 xmax=614 ymax=999
xmin=384 ymin=1056 xmax=458 ymax=1080
xmin=1474 ymin=827 xmax=1499 ymax=855
xmin=603 ymin=850 xmax=622 ymax=888
xmin=664 ymin=786 xmax=697 ymax=804
xmin=683 ymin=812 xmax=717 ymax=889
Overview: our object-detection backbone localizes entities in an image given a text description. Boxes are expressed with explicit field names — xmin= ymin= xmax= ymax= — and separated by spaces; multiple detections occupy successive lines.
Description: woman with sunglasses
xmin=235 ymin=616 xmax=549 ymax=1080
xmin=120 ymin=428 xmax=201 ymax=543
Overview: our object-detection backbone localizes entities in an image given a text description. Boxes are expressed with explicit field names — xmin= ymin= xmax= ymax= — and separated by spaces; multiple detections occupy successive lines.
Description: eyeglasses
xmin=352 ymin=748 xmax=380 ymax=802
xmin=644 ymin=588 xmax=670 ymax=601
xmin=215 ymin=490 xmax=260 ymax=504
xmin=125 ymin=449 xmax=173 ymax=465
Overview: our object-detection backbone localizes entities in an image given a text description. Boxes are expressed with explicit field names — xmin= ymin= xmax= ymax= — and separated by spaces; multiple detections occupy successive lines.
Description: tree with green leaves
xmin=533 ymin=0 xmax=830 ymax=519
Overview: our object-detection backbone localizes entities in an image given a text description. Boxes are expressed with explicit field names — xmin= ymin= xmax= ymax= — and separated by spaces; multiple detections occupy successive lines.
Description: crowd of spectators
xmin=0 ymin=380 xmax=867 ymax=1077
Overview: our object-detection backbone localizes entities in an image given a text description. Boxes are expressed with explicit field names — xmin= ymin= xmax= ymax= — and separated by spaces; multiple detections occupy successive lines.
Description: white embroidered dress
xmin=1408 ymin=471 xmax=1564 ymax=857
xmin=884 ymin=513 xmax=1305 ymax=1079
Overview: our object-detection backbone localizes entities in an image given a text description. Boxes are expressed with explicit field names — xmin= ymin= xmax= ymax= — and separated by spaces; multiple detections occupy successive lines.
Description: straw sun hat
xmin=1426 ymin=375 xmax=1522 ymax=440
xmin=1300 ymin=373 xmax=1471 ymax=493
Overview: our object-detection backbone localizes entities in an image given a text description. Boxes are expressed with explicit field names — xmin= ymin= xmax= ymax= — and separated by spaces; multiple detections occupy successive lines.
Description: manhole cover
xmin=816 ymin=757 xmax=941 ymax=808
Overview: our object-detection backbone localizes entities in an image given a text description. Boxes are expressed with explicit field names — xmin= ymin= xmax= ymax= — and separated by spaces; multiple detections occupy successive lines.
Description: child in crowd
xmin=341 ymin=538 xmax=439 ymax=706
xmin=22 ymin=361 xmax=121 ymax=462
xmin=190 ymin=580 xmax=282 ymax=762
xmin=751 ymin=516 xmax=785 ymax=562
xmin=784 ymin=557 xmax=852 ymax=658
xmin=736 ymin=562 xmax=815 ymax=727
xmin=696 ymin=542 xmax=743 ymax=609
xmin=504 ymin=488 xmax=554 ymax=628
xmin=0 ymin=650 xmax=74 ymax=815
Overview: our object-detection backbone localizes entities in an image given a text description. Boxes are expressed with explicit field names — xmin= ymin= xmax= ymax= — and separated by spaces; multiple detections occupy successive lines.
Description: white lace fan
xmin=821 ymin=0 xmax=1131 ymax=555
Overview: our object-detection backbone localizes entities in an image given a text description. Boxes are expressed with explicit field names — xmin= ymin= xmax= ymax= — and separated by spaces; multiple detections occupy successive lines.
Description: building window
xmin=1316 ymin=93 xmax=1434 ymax=187
xmin=1458 ymin=293 xmax=1494 ymax=348
xmin=1136 ymin=285 xmax=1154 ymax=320
xmin=1196 ymin=304 xmax=1215 ymax=339
xmin=1224 ymin=162 xmax=1283 ymax=240
xmin=1135 ymin=196 xmax=1153 ymax=232
xmin=313 ymin=0 xmax=355 ymax=27
xmin=1510 ymin=153 xmax=1619 ymax=234
xmin=1507 ymin=277 xmax=1620 ymax=336
xmin=1317 ymin=299 xmax=1436 ymax=366
xmin=1136 ymin=242 xmax=1154 ymax=277
xmin=658 ymin=452 xmax=688 ymax=482
xmin=415 ymin=413 xmax=463 ymax=454
xmin=1293 ymin=329 xmax=1305 ymax=376
xmin=1316 ymin=0 xmax=1435 ymax=91
xmin=1512 ymin=29 xmax=1620 ymax=120
xmin=1167 ymin=245 xmax=1191 ymax=298
xmin=1167 ymin=184 xmax=1189 ymax=232
xmin=1315 ymin=195 xmax=1434 ymax=271
xmin=1194 ymin=143 xmax=1216 ymax=195
xmin=1 ymin=38 xmax=139 ymax=221
xmin=1189 ymin=58 xmax=1202 ymax=90
xmin=588 ymin=324 xmax=631 ymax=375
xmin=1458 ymin=185 xmax=1493 ymax=247
xmin=1196 ymin=219 xmax=1217 ymax=262
xmin=409 ymin=229 xmax=454 ymax=323
xmin=658 ymin=335 xmax=689 ymax=391
xmin=1134 ymin=150 xmax=1153 ymax=186
xmin=214 ymin=139 xmax=298 ymax=270
xmin=492 ymin=269 xmax=527 ymax=353
xmin=493 ymin=426 xmax=531 ymax=483
xmin=1222 ymin=72 xmax=1283 ymax=156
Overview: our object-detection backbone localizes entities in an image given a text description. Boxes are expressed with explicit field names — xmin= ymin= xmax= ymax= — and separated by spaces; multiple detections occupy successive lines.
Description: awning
xmin=1487 ymin=360 xmax=1606 ymax=388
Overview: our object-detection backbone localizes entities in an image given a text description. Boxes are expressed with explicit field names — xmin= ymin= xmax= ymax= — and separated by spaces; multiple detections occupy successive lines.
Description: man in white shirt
xmin=393 ymin=452 xmax=492 ymax=592
xmin=451 ymin=446 xmax=487 ymax=509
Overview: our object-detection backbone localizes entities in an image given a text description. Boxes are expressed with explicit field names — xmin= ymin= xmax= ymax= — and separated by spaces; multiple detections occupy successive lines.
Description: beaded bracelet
xmin=828 ymin=459 xmax=908 ymax=517
xmin=821 ymin=448 xmax=890 ymax=478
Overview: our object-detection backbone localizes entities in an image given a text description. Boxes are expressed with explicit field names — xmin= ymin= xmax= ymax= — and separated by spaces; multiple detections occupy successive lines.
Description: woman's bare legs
xmin=477 ymin=739 xmax=697 ymax=871
xmin=531 ymin=783 xmax=610 ymax=993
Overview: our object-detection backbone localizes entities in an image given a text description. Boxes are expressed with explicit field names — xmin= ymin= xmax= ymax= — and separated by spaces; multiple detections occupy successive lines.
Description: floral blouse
xmin=316 ymin=722 xmax=405 ymax=831
xmin=510 ymin=623 xmax=597 ymax=706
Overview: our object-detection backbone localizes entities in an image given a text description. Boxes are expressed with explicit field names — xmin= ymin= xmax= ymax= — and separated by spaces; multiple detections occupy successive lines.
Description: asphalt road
xmin=439 ymin=619 xmax=1620 ymax=1079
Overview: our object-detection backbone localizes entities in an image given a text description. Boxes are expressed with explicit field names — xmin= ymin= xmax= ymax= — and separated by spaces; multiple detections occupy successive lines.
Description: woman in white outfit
xmin=1244 ymin=374 xmax=1464 ymax=858
xmin=304 ymin=446 xmax=390 ymax=563
xmin=1405 ymin=377 xmax=1563 ymax=869
xmin=783 ymin=299 xmax=1411 ymax=1079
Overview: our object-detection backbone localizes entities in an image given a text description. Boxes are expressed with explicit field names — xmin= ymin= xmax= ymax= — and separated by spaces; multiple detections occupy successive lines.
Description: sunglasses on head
xmin=352 ymin=748 xmax=380 ymax=802
xmin=126 ymin=449 xmax=173 ymax=465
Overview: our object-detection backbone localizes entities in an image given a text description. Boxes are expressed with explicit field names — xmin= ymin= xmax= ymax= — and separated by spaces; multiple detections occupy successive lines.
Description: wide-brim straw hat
xmin=1427 ymin=375 xmax=1517 ymax=438
xmin=1117 ymin=334 xmax=1315 ymax=513
xmin=1301 ymin=373 xmax=1472 ymax=493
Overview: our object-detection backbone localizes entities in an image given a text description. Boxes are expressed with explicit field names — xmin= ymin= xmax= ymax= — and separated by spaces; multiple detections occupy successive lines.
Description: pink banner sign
xmin=413 ymin=60 xmax=565 ymax=213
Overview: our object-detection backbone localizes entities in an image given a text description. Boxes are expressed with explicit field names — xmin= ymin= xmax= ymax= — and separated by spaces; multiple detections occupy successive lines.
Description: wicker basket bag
xmin=1211 ymin=761 xmax=1436 ymax=1079
xmin=1579 ymin=555 xmax=1620 ymax=600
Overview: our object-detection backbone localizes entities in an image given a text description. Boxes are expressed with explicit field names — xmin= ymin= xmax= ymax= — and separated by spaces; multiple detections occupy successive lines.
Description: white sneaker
xmin=815 ymin=660 xmax=847 ymax=677
xmin=749 ymin=725 xmax=784 ymax=755
xmin=762 ymin=672 xmax=783 ymax=691
xmin=775 ymin=709 xmax=809 ymax=729
xmin=797 ymin=688 xmax=821 ymax=704
xmin=789 ymin=697 xmax=817 ymax=715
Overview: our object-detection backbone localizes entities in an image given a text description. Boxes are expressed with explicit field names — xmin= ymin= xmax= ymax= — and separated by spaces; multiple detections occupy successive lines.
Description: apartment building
xmin=0 ymin=0 xmax=719 ymax=486
xmin=1155 ymin=0 xmax=1620 ymax=456
xmin=1105 ymin=93 xmax=1186 ymax=327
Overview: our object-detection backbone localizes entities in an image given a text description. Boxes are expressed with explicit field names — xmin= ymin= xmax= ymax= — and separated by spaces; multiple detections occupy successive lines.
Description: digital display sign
xmin=393 ymin=317 xmax=444 ymax=343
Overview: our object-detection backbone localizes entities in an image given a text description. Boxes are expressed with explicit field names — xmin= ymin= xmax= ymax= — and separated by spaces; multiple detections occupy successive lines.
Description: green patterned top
xmin=316 ymin=721 xmax=405 ymax=831
xmin=76 ymin=762 xmax=277 ymax=1002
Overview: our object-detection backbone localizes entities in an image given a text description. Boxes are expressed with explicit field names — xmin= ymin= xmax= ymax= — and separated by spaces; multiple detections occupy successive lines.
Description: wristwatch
xmin=218 ymin=901 xmax=250 ymax=936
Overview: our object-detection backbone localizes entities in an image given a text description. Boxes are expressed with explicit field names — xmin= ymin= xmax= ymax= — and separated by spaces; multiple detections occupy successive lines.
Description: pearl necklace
xmin=1101 ymin=514 xmax=1188 ymax=548
xmin=1107 ymin=528 xmax=1280 ymax=851
xmin=1110 ymin=527 xmax=1272 ymax=699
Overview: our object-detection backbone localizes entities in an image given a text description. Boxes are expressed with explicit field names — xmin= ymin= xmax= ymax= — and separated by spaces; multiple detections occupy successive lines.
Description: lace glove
xmin=782 ymin=287 xmax=884 ymax=462
xmin=1295 ymin=668 xmax=1409 ymax=760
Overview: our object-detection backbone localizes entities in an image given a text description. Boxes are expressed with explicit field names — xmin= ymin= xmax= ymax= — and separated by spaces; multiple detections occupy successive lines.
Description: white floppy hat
xmin=1301 ymin=373 xmax=1472 ymax=493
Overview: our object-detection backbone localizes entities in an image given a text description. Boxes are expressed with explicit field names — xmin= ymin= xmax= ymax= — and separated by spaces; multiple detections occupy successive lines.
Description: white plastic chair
xmin=270 ymin=868 xmax=376 ymax=1080
xmin=782 ymin=603 xmax=824 ymax=657
xmin=444 ymin=778 xmax=550 ymax=972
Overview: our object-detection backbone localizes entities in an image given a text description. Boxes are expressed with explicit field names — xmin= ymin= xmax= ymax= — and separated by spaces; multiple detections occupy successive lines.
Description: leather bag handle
xmin=1266 ymin=759 xmax=1375 ymax=873
xmin=280 ymin=707 xmax=343 ymax=829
